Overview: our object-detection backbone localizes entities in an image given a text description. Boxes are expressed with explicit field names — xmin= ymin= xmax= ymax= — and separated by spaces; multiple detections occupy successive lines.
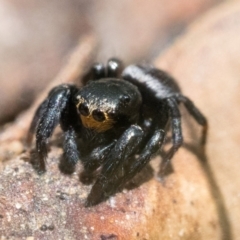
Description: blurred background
xmin=1 ymin=0 xmax=240 ymax=239
xmin=0 ymin=0 xmax=223 ymax=124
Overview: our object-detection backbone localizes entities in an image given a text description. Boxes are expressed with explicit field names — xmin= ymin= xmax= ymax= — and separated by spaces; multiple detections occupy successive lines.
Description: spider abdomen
xmin=122 ymin=64 xmax=181 ymax=100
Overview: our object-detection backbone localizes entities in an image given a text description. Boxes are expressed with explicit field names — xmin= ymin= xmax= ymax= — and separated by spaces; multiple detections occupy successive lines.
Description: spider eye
xmin=79 ymin=102 xmax=89 ymax=116
xmin=92 ymin=109 xmax=105 ymax=122
xmin=120 ymin=95 xmax=130 ymax=104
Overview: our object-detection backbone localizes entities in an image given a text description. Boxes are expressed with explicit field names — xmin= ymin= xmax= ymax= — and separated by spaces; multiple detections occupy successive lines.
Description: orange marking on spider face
xmin=76 ymin=98 xmax=115 ymax=132
xmin=80 ymin=114 xmax=115 ymax=132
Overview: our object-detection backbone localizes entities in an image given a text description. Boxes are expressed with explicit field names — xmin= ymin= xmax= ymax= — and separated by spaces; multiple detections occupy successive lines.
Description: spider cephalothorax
xmin=75 ymin=78 xmax=142 ymax=132
xmin=28 ymin=58 xmax=207 ymax=206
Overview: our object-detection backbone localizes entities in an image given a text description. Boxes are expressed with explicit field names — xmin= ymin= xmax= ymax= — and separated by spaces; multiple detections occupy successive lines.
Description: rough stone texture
xmin=155 ymin=1 xmax=240 ymax=239
xmin=0 ymin=145 xmax=220 ymax=239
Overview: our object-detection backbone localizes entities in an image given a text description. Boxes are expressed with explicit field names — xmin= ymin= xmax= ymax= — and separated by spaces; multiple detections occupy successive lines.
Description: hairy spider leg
xmin=58 ymin=127 xmax=79 ymax=174
xmin=81 ymin=141 xmax=116 ymax=171
xmin=176 ymin=95 xmax=208 ymax=145
xmin=159 ymin=98 xmax=183 ymax=176
xmin=86 ymin=125 xmax=144 ymax=206
xmin=59 ymin=90 xmax=81 ymax=174
xmin=27 ymin=98 xmax=49 ymax=145
xmin=80 ymin=140 xmax=117 ymax=184
xmin=116 ymin=129 xmax=165 ymax=191
xmin=33 ymin=84 xmax=79 ymax=173
xmin=121 ymin=64 xmax=187 ymax=176
xmin=79 ymin=141 xmax=117 ymax=184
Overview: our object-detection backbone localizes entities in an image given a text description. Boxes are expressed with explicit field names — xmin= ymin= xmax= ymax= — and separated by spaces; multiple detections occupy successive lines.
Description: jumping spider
xmin=28 ymin=58 xmax=207 ymax=206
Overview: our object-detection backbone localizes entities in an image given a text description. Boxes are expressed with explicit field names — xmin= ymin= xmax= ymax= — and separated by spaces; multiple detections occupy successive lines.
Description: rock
xmin=155 ymin=1 xmax=240 ymax=239
xmin=0 ymin=146 xmax=220 ymax=239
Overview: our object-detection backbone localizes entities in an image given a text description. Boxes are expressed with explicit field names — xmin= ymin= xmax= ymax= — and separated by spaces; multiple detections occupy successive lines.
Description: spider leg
xmin=58 ymin=94 xmax=81 ymax=174
xmin=81 ymin=141 xmax=117 ymax=172
xmin=86 ymin=125 xmax=144 ymax=206
xmin=159 ymin=98 xmax=183 ymax=176
xmin=59 ymin=127 xmax=79 ymax=174
xmin=80 ymin=141 xmax=116 ymax=184
xmin=81 ymin=63 xmax=106 ymax=84
xmin=91 ymin=63 xmax=106 ymax=80
xmin=83 ymin=58 xmax=123 ymax=83
xmin=118 ymin=129 xmax=165 ymax=189
xmin=106 ymin=58 xmax=123 ymax=78
xmin=34 ymin=84 xmax=78 ymax=173
xmin=177 ymin=95 xmax=208 ymax=145
xmin=28 ymin=85 xmax=75 ymax=142
xmin=27 ymin=98 xmax=49 ymax=145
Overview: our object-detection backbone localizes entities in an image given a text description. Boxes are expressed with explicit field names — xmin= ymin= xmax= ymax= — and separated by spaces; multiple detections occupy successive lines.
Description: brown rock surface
xmin=155 ymin=1 xmax=240 ymax=239
xmin=0 ymin=147 xmax=220 ymax=239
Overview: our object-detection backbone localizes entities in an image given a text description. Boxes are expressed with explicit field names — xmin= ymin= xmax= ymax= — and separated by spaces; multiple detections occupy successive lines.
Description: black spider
xmin=28 ymin=58 xmax=207 ymax=206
